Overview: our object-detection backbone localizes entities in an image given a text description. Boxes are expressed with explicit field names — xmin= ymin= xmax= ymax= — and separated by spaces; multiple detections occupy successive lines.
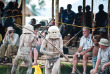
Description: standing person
xmin=85 ymin=5 xmax=93 ymax=28
xmin=11 ymin=25 xmax=37 ymax=74
xmin=71 ymin=5 xmax=83 ymax=47
xmin=72 ymin=27 xmax=94 ymax=74
xmin=0 ymin=26 xmax=19 ymax=63
xmin=0 ymin=1 xmax=5 ymax=39
xmin=40 ymin=26 xmax=63 ymax=74
xmin=91 ymin=28 xmax=101 ymax=68
xmin=59 ymin=7 xmax=64 ymax=27
xmin=95 ymin=4 xmax=108 ymax=34
xmin=91 ymin=38 xmax=110 ymax=74
xmin=13 ymin=9 xmax=22 ymax=36
xmin=61 ymin=4 xmax=76 ymax=39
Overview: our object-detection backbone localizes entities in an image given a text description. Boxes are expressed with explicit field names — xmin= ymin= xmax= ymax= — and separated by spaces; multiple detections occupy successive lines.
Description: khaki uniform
xmin=0 ymin=33 xmax=19 ymax=58
xmin=40 ymin=38 xmax=63 ymax=74
xmin=11 ymin=34 xmax=37 ymax=74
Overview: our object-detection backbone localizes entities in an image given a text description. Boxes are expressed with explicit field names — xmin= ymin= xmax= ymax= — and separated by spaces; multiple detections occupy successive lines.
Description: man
xmin=0 ymin=26 xmax=19 ymax=63
xmin=61 ymin=4 xmax=76 ymax=39
xmin=30 ymin=18 xmax=36 ymax=26
xmin=85 ymin=5 xmax=93 ymax=28
xmin=40 ymin=26 xmax=63 ymax=74
xmin=95 ymin=4 xmax=108 ymax=34
xmin=71 ymin=5 xmax=83 ymax=47
xmin=11 ymin=25 xmax=37 ymax=74
xmin=72 ymin=27 xmax=94 ymax=74
xmin=91 ymin=38 xmax=110 ymax=74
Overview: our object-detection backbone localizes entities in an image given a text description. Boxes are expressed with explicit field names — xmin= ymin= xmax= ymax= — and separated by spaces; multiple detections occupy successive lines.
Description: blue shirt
xmin=61 ymin=9 xmax=76 ymax=24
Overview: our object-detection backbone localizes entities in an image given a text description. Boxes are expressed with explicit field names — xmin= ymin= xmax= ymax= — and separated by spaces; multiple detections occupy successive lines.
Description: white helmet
xmin=48 ymin=26 xmax=60 ymax=39
xmin=23 ymin=25 xmax=34 ymax=34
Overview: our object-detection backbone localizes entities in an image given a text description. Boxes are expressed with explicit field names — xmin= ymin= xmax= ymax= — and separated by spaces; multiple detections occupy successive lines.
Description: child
xmin=91 ymin=28 xmax=101 ymax=68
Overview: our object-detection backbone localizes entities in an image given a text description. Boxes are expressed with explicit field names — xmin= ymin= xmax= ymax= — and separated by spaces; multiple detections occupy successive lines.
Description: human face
xmin=99 ymin=44 xmax=106 ymax=49
xmin=9 ymin=30 xmax=14 ymax=37
xmin=93 ymin=39 xmax=99 ymax=46
xmin=83 ymin=28 xmax=90 ymax=37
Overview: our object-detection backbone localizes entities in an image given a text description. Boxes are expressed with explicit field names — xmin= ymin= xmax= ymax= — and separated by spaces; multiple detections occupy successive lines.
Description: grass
xmin=0 ymin=64 xmax=93 ymax=74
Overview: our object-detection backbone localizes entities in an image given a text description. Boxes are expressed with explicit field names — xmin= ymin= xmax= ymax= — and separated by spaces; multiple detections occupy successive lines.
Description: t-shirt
xmin=80 ymin=34 xmax=94 ymax=50
xmin=61 ymin=9 xmax=76 ymax=24
xmin=97 ymin=46 xmax=110 ymax=66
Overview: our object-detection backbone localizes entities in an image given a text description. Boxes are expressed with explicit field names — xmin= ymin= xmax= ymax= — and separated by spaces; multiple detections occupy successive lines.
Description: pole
xmin=52 ymin=0 xmax=54 ymax=20
xmin=91 ymin=0 xmax=94 ymax=27
xmin=108 ymin=0 xmax=110 ymax=41
xmin=83 ymin=0 xmax=86 ymax=26
xmin=55 ymin=0 xmax=59 ymax=27
xmin=22 ymin=0 xmax=25 ymax=26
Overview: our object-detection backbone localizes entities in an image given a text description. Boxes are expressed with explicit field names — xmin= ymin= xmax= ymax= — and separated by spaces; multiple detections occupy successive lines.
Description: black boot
xmin=0 ymin=58 xmax=5 ymax=63
xmin=3 ymin=58 xmax=12 ymax=63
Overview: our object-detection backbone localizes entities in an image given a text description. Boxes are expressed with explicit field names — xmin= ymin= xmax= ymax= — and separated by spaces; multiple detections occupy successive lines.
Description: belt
xmin=47 ymin=57 xmax=59 ymax=61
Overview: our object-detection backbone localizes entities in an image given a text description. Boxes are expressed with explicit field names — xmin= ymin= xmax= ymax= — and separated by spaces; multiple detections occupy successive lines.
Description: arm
xmin=3 ymin=31 xmax=9 ymax=43
xmin=59 ymin=38 xmax=63 ymax=53
xmin=85 ymin=46 xmax=93 ymax=53
xmin=77 ymin=46 xmax=83 ymax=53
xmin=91 ymin=28 xmax=95 ymax=42
xmin=101 ymin=62 xmax=110 ymax=72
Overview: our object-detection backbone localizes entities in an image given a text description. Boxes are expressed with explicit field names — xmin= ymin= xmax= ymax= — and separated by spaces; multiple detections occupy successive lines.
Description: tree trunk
xmin=52 ymin=0 xmax=54 ymax=20
xmin=22 ymin=0 xmax=25 ymax=26
xmin=55 ymin=0 xmax=59 ymax=27
xmin=83 ymin=0 xmax=86 ymax=26
xmin=108 ymin=0 xmax=110 ymax=42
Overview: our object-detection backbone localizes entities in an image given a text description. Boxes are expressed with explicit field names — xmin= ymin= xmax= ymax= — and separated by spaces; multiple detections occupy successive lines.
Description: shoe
xmin=3 ymin=58 xmax=12 ymax=63
xmin=83 ymin=72 xmax=86 ymax=74
xmin=72 ymin=44 xmax=77 ymax=47
xmin=0 ymin=58 xmax=5 ymax=63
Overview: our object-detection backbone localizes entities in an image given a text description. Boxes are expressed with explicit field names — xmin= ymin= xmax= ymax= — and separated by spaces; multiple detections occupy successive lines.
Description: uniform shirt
xmin=97 ymin=46 xmax=110 ymax=66
xmin=3 ymin=33 xmax=19 ymax=46
xmin=80 ymin=34 xmax=94 ymax=51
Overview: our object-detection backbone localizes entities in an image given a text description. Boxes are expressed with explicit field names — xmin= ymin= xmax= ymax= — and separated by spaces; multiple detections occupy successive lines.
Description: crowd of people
xmin=0 ymin=1 xmax=110 ymax=74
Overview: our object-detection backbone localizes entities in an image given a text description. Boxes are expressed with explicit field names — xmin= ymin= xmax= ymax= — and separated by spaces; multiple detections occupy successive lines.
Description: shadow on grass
xmin=0 ymin=64 xmax=92 ymax=74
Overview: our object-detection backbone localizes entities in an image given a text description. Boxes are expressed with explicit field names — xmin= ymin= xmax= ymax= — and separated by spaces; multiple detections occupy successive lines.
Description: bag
xmin=63 ymin=46 xmax=68 ymax=54
xmin=32 ymin=65 xmax=42 ymax=74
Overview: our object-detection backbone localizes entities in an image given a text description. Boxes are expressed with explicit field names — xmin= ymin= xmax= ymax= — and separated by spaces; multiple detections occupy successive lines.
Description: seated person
xmin=91 ymin=28 xmax=101 ymax=68
xmin=98 ymin=28 xmax=108 ymax=39
xmin=91 ymin=38 xmax=110 ymax=74
xmin=0 ymin=26 xmax=19 ymax=63
xmin=71 ymin=27 xmax=94 ymax=74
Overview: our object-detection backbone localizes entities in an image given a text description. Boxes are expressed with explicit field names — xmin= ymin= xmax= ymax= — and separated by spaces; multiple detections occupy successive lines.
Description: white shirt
xmin=97 ymin=47 xmax=110 ymax=66
xmin=80 ymin=34 xmax=94 ymax=51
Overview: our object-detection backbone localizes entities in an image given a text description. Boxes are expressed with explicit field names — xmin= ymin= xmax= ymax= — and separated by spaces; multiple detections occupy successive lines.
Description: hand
xmin=92 ymin=28 xmax=95 ymax=32
xmin=101 ymin=65 xmax=105 ymax=72
xmin=80 ymin=51 xmax=86 ymax=55
xmin=91 ymin=69 xmax=97 ymax=74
